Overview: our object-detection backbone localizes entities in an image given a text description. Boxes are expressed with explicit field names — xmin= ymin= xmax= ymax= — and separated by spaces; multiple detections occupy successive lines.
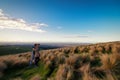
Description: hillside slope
xmin=0 ymin=41 xmax=120 ymax=80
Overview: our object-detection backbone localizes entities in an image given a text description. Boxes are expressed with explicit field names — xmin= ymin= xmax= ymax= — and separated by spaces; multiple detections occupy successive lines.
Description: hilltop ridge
xmin=0 ymin=41 xmax=120 ymax=80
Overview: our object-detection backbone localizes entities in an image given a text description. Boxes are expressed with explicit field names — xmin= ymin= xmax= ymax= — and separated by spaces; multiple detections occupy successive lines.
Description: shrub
xmin=90 ymin=57 xmax=101 ymax=67
xmin=74 ymin=47 xmax=80 ymax=53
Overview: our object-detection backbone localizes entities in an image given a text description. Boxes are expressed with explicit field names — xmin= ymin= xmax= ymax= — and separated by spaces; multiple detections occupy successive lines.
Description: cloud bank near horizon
xmin=64 ymin=34 xmax=89 ymax=38
xmin=0 ymin=9 xmax=48 ymax=32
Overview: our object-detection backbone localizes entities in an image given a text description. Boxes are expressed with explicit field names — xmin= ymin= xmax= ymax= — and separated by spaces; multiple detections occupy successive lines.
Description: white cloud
xmin=64 ymin=34 xmax=89 ymax=38
xmin=0 ymin=9 xmax=4 ymax=16
xmin=0 ymin=9 xmax=48 ymax=32
xmin=39 ymin=23 xmax=48 ymax=27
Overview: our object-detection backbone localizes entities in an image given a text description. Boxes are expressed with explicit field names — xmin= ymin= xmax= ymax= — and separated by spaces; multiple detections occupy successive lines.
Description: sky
xmin=0 ymin=0 xmax=120 ymax=43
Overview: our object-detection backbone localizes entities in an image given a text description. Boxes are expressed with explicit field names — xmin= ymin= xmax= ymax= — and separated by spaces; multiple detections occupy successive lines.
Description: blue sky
xmin=0 ymin=0 xmax=120 ymax=43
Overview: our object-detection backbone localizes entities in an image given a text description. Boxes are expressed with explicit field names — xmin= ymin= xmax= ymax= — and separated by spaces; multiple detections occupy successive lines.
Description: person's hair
xmin=34 ymin=44 xmax=37 ymax=47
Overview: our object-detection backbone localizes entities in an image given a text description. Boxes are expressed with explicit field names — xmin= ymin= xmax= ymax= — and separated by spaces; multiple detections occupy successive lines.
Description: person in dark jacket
xmin=34 ymin=44 xmax=40 ymax=66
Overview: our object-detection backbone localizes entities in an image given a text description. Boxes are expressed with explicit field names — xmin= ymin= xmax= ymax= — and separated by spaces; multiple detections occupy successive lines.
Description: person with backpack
xmin=34 ymin=44 xmax=40 ymax=66
xmin=29 ymin=44 xmax=37 ymax=66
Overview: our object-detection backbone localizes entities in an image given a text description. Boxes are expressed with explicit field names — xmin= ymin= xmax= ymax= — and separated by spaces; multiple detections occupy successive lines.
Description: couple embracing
xmin=30 ymin=44 xmax=40 ymax=67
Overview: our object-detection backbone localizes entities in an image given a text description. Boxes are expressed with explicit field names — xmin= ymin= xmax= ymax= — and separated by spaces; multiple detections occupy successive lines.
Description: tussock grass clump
xmin=89 ymin=46 xmax=98 ymax=56
xmin=66 ymin=54 xmax=81 ymax=67
xmin=57 ymin=53 xmax=66 ymax=64
xmin=105 ymin=44 xmax=112 ymax=53
xmin=0 ymin=61 xmax=7 ymax=78
xmin=66 ymin=67 xmax=74 ymax=80
xmin=80 ymin=64 xmax=92 ymax=80
xmin=0 ymin=61 xmax=7 ymax=72
xmin=56 ymin=64 xmax=69 ymax=80
xmin=10 ymin=77 xmax=22 ymax=80
xmin=56 ymin=64 xmax=74 ymax=80
xmin=112 ymin=44 xmax=120 ymax=53
xmin=64 ymin=48 xmax=70 ymax=54
xmin=96 ymin=46 xmax=104 ymax=53
xmin=45 ymin=61 xmax=52 ymax=69
xmin=90 ymin=57 xmax=101 ymax=67
xmin=80 ymin=64 xmax=105 ymax=80
xmin=100 ymin=53 xmax=120 ymax=80
xmin=100 ymin=53 xmax=117 ymax=70
xmin=74 ymin=46 xmax=80 ymax=53
xmin=30 ymin=74 xmax=41 ymax=80
xmin=80 ymin=47 xmax=86 ymax=53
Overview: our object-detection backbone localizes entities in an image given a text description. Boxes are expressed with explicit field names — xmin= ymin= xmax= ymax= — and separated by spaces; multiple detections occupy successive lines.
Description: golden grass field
xmin=0 ymin=41 xmax=120 ymax=80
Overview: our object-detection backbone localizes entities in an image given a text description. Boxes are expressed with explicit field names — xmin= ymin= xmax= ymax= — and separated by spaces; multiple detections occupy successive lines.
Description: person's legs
xmin=35 ymin=57 xmax=39 ymax=66
xmin=36 ymin=57 xmax=40 ymax=66
xmin=29 ymin=52 xmax=34 ymax=66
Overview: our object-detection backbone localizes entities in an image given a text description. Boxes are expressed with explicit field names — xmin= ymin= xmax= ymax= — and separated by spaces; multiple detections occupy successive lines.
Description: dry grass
xmin=0 ymin=52 xmax=30 ymax=78
xmin=80 ymin=64 xmax=93 ymax=80
xmin=30 ymin=74 xmax=41 ymax=80
xmin=100 ymin=53 xmax=118 ymax=70
xmin=66 ymin=54 xmax=80 ymax=66
xmin=56 ymin=64 xmax=68 ymax=80
xmin=10 ymin=77 xmax=22 ymax=80
xmin=96 ymin=46 xmax=103 ymax=53
xmin=100 ymin=52 xmax=120 ymax=80
xmin=0 ymin=41 xmax=120 ymax=80
xmin=89 ymin=46 xmax=96 ymax=56
xmin=0 ymin=72 xmax=3 ymax=78
xmin=45 ymin=60 xmax=52 ymax=69
xmin=105 ymin=44 xmax=111 ymax=51
xmin=66 ymin=68 xmax=74 ymax=80
xmin=57 ymin=53 xmax=66 ymax=64
xmin=112 ymin=44 xmax=120 ymax=53
xmin=0 ymin=61 xmax=7 ymax=72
